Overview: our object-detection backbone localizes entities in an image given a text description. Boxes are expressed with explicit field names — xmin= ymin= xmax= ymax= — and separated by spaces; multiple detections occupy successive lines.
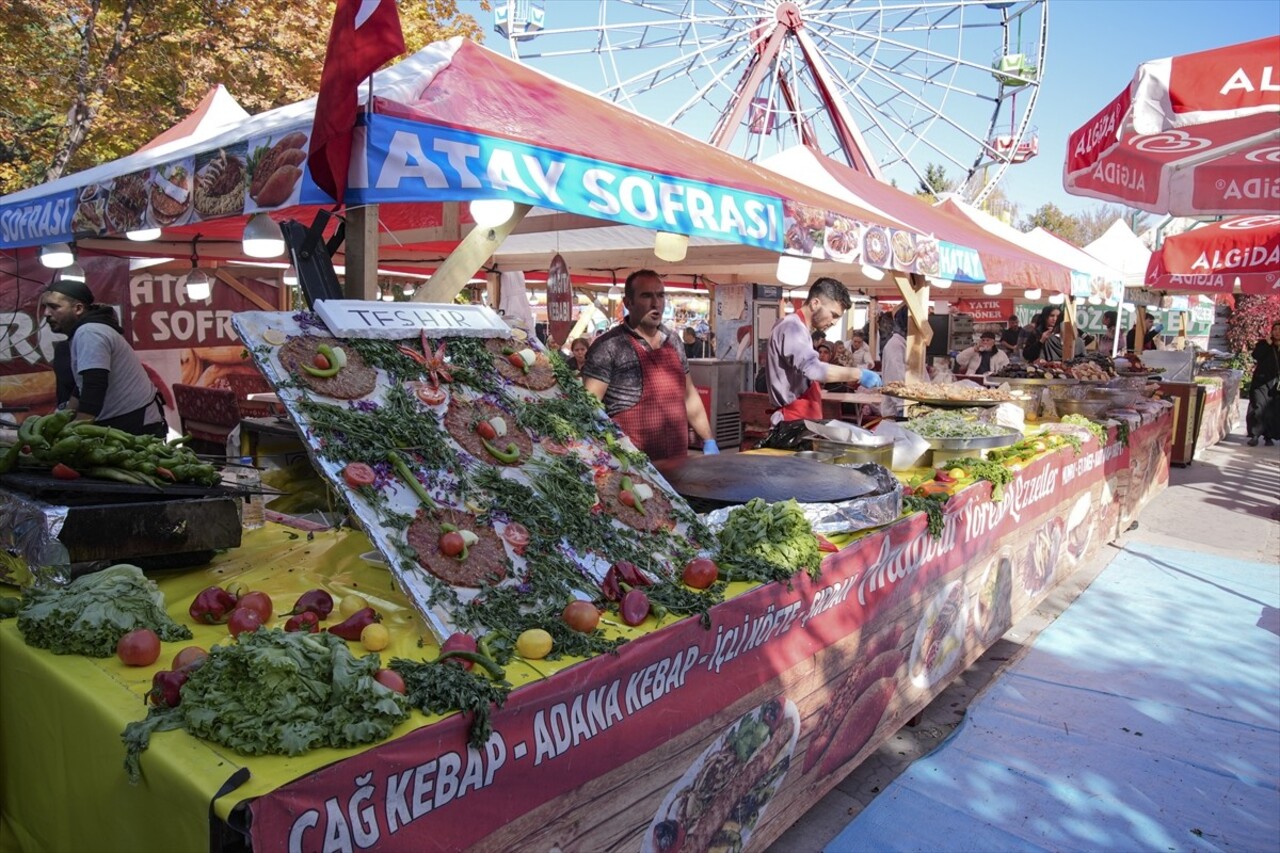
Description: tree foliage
xmin=1019 ymin=202 xmax=1082 ymax=245
xmin=915 ymin=163 xmax=954 ymax=201
xmin=1075 ymin=204 xmax=1150 ymax=246
xmin=1225 ymin=294 xmax=1280 ymax=356
xmin=0 ymin=0 xmax=488 ymax=194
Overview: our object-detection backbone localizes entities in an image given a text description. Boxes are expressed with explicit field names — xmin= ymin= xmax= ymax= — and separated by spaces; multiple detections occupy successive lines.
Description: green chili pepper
xmin=387 ymin=451 xmax=438 ymax=510
xmin=481 ymin=438 xmax=521 ymax=464
xmin=301 ymin=343 xmax=344 ymax=378
xmin=435 ymin=649 xmax=507 ymax=681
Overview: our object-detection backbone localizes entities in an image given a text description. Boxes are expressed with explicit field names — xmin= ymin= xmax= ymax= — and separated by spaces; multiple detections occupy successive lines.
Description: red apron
xmin=778 ymin=309 xmax=824 ymax=422
xmin=611 ymin=334 xmax=689 ymax=460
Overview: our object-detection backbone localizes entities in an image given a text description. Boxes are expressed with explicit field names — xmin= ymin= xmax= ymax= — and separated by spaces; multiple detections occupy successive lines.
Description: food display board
xmin=232 ymin=306 xmax=703 ymax=640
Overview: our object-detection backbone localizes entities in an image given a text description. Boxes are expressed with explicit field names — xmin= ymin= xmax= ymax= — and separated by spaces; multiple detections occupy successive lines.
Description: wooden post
xmin=1061 ymin=297 xmax=1079 ymax=358
xmin=1133 ymin=305 xmax=1148 ymax=353
xmin=415 ymin=204 xmax=531 ymax=304
xmin=893 ymin=272 xmax=931 ymax=382
xmin=344 ymin=205 xmax=380 ymax=300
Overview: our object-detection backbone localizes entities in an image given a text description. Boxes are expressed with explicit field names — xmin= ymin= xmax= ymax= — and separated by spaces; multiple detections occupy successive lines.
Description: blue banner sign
xmin=349 ymin=114 xmax=785 ymax=252
xmin=936 ymin=240 xmax=986 ymax=283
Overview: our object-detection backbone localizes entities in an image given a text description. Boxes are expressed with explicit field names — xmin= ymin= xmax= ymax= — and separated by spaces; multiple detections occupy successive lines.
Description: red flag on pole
xmin=307 ymin=0 xmax=405 ymax=203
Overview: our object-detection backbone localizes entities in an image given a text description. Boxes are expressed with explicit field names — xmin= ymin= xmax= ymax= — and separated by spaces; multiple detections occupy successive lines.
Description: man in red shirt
xmin=581 ymin=270 xmax=718 ymax=460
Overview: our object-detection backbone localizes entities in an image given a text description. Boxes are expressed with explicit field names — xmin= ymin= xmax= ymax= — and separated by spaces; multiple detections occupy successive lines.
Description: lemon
xmin=360 ymin=623 xmax=390 ymax=651
xmin=262 ymin=328 xmax=288 ymax=346
xmin=949 ymin=467 xmax=968 ymax=480
xmin=515 ymin=628 xmax=553 ymax=660
xmin=340 ymin=594 xmax=370 ymax=618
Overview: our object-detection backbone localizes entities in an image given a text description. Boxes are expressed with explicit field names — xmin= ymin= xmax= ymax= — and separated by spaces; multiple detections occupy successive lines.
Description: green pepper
xmin=435 ymin=649 xmax=506 ymax=681
xmin=387 ymin=451 xmax=438 ymax=510
xmin=301 ymin=343 xmax=343 ymax=378
xmin=481 ymin=438 xmax=521 ymax=464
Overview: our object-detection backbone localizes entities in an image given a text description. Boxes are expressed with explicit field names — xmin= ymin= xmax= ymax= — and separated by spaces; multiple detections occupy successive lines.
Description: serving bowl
xmin=1054 ymin=399 xmax=1111 ymax=420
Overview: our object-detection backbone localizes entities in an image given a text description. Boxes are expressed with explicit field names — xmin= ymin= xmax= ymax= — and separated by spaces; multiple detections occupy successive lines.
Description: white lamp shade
xmin=126 ymin=226 xmax=162 ymax=242
xmin=282 ymin=265 xmax=299 ymax=286
xmin=653 ymin=231 xmax=689 ymax=262
xmin=776 ymin=254 xmax=813 ymax=286
xmin=40 ymin=243 xmax=74 ymax=269
xmin=242 ymin=213 xmax=285 ymax=258
xmin=981 ymin=282 xmax=1003 ymax=296
xmin=1048 ymin=293 xmax=1066 ymax=305
xmin=1023 ymin=288 xmax=1042 ymax=299
xmin=1088 ymin=295 xmax=1102 ymax=305
xmin=401 ymin=282 xmax=414 ymax=296
xmin=185 ymin=270 xmax=211 ymax=300
xmin=859 ymin=263 xmax=886 ymax=281
xmin=58 ymin=262 xmax=86 ymax=283
xmin=927 ymin=276 xmax=951 ymax=289
xmin=607 ymin=285 xmax=622 ymax=299
xmin=469 ymin=199 xmax=515 ymax=228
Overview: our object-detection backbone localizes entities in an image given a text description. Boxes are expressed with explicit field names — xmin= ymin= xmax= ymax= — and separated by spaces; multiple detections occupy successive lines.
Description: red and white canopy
xmin=1064 ymin=36 xmax=1280 ymax=216
xmin=1145 ymin=214 xmax=1280 ymax=295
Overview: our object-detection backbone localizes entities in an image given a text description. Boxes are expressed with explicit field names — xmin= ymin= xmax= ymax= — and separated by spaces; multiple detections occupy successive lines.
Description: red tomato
xmin=374 ymin=668 xmax=406 ymax=694
xmin=563 ymin=600 xmax=600 ymax=633
xmin=681 ymin=558 xmax=719 ymax=590
xmin=440 ymin=633 xmax=478 ymax=669
xmin=618 ymin=489 xmax=637 ymax=508
xmin=311 ymin=353 xmax=331 ymax=370
xmin=438 ymin=531 xmax=466 ymax=557
xmin=171 ymin=646 xmax=209 ymax=672
xmin=342 ymin=462 xmax=377 ymax=488
xmin=413 ymin=383 xmax=447 ymax=406
xmin=117 ymin=628 xmax=161 ymax=667
xmin=235 ymin=591 xmax=273 ymax=623
xmin=501 ymin=521 xmax=530 ymax=554
xmin=51 ymin=462 xmax=81 ymax=480
xmin=507 ymin=353 xmax=526 ymax=369
xmin=227 ymin=607 xmax=262 ymax=637
xmin=474 ymin=420 xmax=498 ymax=441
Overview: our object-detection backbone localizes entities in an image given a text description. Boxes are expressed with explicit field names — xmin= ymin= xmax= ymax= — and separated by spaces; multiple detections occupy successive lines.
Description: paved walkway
xmin=770 ymin=419 xmax=1280 ymax=852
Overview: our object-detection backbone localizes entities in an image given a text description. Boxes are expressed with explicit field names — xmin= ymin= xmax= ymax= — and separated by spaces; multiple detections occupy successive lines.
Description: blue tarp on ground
xmin=828 ymin=544 xmax=1280 ymax=852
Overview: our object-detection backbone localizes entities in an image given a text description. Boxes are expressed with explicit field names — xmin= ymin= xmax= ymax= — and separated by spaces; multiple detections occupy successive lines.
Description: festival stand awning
xmin=1144 ymin=214 xmax=1280 ymax=295
xmin=1063 ymin=36 xmax=1280 ymax=216
xmin=1022 ymin=227 xmax=1127 ymax=304
xmin=934 ymin=197 xmax=1082 ymax=295
xmin=759 ymin=146 xmax=1072 ymax=293
xmin=1083 ymin=219 xmax=1153 ymax=288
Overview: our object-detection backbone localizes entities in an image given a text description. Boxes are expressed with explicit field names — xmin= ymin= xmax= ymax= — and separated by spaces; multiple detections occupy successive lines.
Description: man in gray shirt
xmin=766 ymin=277 xmax=881 ymax=424
xmin=39 ymin=280 xmax=165 ymax=437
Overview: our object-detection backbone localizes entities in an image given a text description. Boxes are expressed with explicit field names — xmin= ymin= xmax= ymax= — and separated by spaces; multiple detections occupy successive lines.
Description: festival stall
xmin=1 ymin=32 xmax=1182 ymax=853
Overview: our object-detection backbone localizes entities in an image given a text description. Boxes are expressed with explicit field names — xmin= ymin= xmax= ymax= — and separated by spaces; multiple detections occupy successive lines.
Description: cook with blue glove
xmin=765 ymin=277 xmax=881 ymax=423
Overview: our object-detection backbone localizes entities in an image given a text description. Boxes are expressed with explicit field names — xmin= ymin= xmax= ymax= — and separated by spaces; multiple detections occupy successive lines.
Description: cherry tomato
xmin=374 ymin=668 xmax=406 ymax=694
xmin=441 ymin=632 xmax=478 ymax=669
xmin=311 ymin=353 xmax=331 ymax=370
xmin=681 ymin=558 xmax=719 ymax=590
xmin=342 ymin=462 xmax=377 ymax=488
xmin=474 ymin=420 xmax=497 ymax=441
xmin=507 ymin=353 xmax=526 ymax=369
xmin=117 ymin=628 xmax=161 ymax=667
xmin=227 ymin=607 xmax=263 ymax=637
xmin=438 ymin=531 xmax=466 ymax=557
xmin=235 ymin=591 xmax=273 ymax=623
xmin=618 ymin=489 xmax=637 ymax=508
xmin=171 ymin=646 xmax=209 ymax=672
xmin=563 ymin=600 xmax=600 ymax=633
xmin=501 ymin=521 xmax=530 ymax=554
xmin=413 ymin=383 xmax=447 ymax=406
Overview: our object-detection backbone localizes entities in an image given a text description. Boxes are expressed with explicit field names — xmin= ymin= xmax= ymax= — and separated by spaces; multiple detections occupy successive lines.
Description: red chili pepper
xmin=154 ymin=466 xmax=176 ymax=482
xmin=601 ymin=567 xmax=623 ymax=602
xmin=146 ymin=669 xmax=190 ymax=708
xmin=284 ymin=611 xmax=320 ymax=633
xmin=620 ymin=588 xmax=651 ymax=626
xmin=816 ymin=535 xmax=839 ymax=553
xmin=189 ymin=586 xmax=239 ymax=625
xmin=286 ymin=589 xmax=334 ymax=620
xmin=327 ymin=607 xmax=380 ymax=640
xmin=614 ymin=560 xmax=652 ymax=588
xmin=51 ymin=462 xmax=81 ymax=480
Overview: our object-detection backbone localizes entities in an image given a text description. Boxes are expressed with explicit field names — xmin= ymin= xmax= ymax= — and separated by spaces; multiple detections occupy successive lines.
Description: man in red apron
xmin=581 ymin=270 xmax=718 ymax=460
xmin=765 ymin=278 xmax=882 ymax=423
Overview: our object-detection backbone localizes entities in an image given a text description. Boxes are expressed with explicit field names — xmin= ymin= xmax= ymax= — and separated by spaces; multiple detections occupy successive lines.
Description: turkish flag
xmin=308 ymin=0 xmax=405 ymax=203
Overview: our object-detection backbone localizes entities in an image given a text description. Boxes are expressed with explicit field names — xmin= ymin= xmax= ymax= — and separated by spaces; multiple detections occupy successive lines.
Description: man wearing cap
xmin=955 ymin=331 xmax=1009 ymax=376
xmin=39 ymin=280 xmax=166 ymax=438
xmin=765 ymin=277 xmax=882 ymax=423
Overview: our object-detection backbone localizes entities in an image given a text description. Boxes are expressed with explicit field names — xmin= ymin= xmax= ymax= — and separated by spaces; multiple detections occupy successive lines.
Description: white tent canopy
xmin=1084 ymin=220 xmax=1152 ymax=288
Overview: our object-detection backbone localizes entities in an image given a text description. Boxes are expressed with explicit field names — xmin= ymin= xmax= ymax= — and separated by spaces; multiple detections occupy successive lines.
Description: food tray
xmin=920 ymin=428 xmax=1022 ymax=451
xmin=985 ymin=376 xmax=1080 ymax=387
xmin=882 ymin=393 xmax=1003 ymax=409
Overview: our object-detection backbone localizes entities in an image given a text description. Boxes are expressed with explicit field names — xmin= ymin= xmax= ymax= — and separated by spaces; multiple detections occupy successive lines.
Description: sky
xmin=458 ymin=0 xmax=1277 ymax=219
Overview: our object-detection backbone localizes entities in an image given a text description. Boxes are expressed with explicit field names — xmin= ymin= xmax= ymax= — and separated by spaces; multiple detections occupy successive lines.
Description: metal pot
xmin=809 ymin=436 xmax=895 ymax=468
xmin=791 ymin=450 xmax=837 ymax=464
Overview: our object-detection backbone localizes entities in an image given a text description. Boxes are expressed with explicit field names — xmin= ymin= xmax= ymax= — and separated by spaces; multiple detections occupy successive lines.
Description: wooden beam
xmin=213 ymin=269 xmax=274 ymax=311
xmin=893 ymin=272 xmax=931 ymax=382
xmin=345 ymin=205 xmax=379 ymax=299
xmin=414 ymin=204 xmax=532 ymax=303
xmin=1061 ymin=297 xmax=1078 ymax=358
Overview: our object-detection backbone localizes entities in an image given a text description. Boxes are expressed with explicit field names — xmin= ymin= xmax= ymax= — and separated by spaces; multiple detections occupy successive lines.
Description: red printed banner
xmin=245 ymin=414 xmax=1180 ymax=853
xmin=953 ymin=298 xmax=1013 ymax=324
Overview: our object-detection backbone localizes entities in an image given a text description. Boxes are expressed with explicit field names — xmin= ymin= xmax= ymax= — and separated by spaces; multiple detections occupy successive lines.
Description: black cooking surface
xmin=0 ymin=471 xmax=231 ymax=505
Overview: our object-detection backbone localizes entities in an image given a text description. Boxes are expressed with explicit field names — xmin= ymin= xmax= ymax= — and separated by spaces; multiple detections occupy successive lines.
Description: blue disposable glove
xmin=858 ymin=368 xmax=883 ymax=389
xmin=702 ymin=438 xmax=720 ymax=455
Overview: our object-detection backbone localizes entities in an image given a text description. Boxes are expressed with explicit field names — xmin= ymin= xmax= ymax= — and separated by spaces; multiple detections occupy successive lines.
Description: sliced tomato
xmin=507 ymin=353 xmax=526 ymax=369
xmin=474 ymin=420 xmax=497 ymax=441
xmin=618 ymin=489 xmax=637 ymax=508
xmin=342 ymin=462 xmax=377 ymax=488
xmin=413 ymin=383 xmax=447 ymax=406
xmin=51 ymin=463 xmax=81 ymax=480
xmin=311 ymin=353 xmax=331 ymax=370
xmin=501 ymin=521 xmax=530 ymax=553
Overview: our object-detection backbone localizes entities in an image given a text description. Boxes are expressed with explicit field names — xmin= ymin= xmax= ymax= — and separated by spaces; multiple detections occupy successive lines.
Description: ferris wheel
xmin=491 ymin=0 xmax=1048 ymax=206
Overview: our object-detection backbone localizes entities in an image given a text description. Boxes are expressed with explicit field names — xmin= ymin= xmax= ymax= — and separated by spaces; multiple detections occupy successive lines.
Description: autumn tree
xmin=1075 ymin=204 xmax=1151 ymax=245
xmin=0 ymin=0 xmax=488 ymax=194
xmin=1019 ymin=202 xmax=1082 ymax=245
xmin=915 ymin=163 xmax=954 ymax=202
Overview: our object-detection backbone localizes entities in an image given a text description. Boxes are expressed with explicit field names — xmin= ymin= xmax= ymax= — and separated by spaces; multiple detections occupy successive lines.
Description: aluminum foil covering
xmin=701 ymin=463 xmax=903 ymax=536
xmin=0 ymin=489 xmax=69 ymax=588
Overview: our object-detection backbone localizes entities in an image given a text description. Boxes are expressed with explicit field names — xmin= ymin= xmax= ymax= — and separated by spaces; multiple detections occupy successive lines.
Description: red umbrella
xmin=1145 ymin=214 xmax=1280 ymax=295
xmin=1064 ymin=36 xmax=1280 ymax=216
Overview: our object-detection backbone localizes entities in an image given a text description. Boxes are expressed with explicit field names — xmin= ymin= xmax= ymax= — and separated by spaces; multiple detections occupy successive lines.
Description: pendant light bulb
xmin=282 ymin=264 xmax=299 ymax=286
xmin=469 ymin=199 xmax=515 ymax=228
xmin=127 ymin=226 xmax=162 ymax=242
xmin=185 ymin=269 xmax=211 ymax=300
xmin=242 ymin=213 xmax=285 ymax=258
xmin=981 ymin=282 xmax=1003 ymax=296
xmin=1023 ymin=288 xmax=1042 ymax=299
xmin=859 ymin=263 xmax=886 ymax=282
xmin=776 ymin=254 xmax=812 ymax=286
xmin=40 ymin=242 xmax=74 ymax=269
xmin=654 ymin=231 xmax=689 ymax=262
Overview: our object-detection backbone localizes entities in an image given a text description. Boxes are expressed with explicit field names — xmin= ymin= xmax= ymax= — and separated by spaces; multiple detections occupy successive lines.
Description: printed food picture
xmin=805 ymin=625 xmax=904 ymax=777
xmin=232 ymin=312 xmax=709 ymax=641
xmin=71 ymin=184 xmax=109 ymax=235
xmin=823 ymin=215 xmax=860 ymax=262
xmin=147 ymin=161 xmax=195 ymax=228
xmin=105 ymin=171 xmax=150 ymax=233
xmin=193 ymin=145 xmax=247 ymax=218
xmin=644 ymin=698 xmax=800 ymax=853
xmin=908 ymin=580 xmax=967 ymax=690
xmin=248 ymin=130 xmax=308 ymax=208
